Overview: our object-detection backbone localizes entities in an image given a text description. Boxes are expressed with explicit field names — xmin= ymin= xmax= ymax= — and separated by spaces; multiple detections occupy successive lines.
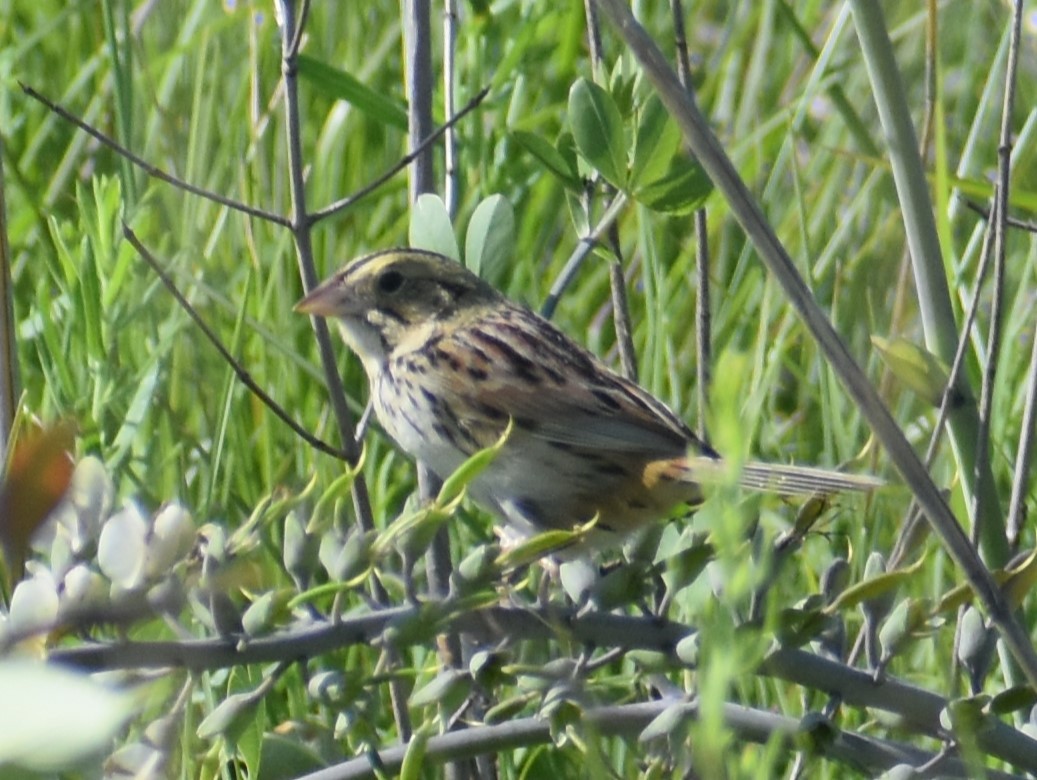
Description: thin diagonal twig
xmin=307 ymin=86 xmax=489 ymax=225
xmin=541 ymin=191 xmax=628 ymax=319
xmin=21 ymin=83 xmax=291 ymax=227
xmin=962 ymin=198 xmax=1037 ymax=234
xmin=123 ymin=225 xmax=349 ymax=461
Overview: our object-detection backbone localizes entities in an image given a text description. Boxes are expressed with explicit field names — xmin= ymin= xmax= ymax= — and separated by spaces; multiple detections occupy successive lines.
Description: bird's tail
xmin=682 ymin=456 xmax=883 ymax=497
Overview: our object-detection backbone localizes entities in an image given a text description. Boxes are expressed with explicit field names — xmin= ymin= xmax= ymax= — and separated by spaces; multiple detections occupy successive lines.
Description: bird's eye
xmin=377 ymin=270 xmax=405 ymax=294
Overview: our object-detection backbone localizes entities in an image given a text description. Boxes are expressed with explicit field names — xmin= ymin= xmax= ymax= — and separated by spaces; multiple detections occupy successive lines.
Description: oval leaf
xmin=568 ymin=78 xmax=627 ymax=188
xmin=410 ymin=194 xmax=460 ymax=261
xmin=631 ymin=94 xmax=681 ymax=186
xmin=465 ymin=194 xmax=515 ymax=284
xmin=436 ymin=419 xmax=512 ymax=507
xmin=510 ymin=130 xmax=581 ymax=188
xmin=872 ymin=336 xmax=952 ymax=407
xmin=633 ymin=160 xmax=712 ymax=214
xmin=826 ymin=555 xmax=924 ymax=614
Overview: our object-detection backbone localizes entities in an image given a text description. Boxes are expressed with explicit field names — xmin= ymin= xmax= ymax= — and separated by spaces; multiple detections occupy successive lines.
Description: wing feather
xmin=425 ymin=304 xmax=711 ymax=457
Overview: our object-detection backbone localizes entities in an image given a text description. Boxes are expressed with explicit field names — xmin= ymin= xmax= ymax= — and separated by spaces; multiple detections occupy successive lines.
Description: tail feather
xmin=683 ymin=456 xmax=883 ymax=497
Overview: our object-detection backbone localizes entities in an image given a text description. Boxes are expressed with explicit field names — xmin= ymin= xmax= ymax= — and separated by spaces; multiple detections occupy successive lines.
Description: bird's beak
xmin=295 ymin=279 xmax=342 ymax=317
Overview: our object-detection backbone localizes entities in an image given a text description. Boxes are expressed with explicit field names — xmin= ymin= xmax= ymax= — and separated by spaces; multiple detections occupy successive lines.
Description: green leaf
xmin=296 ymin=54 xmax=408 ymax=130
xmin=258 ymin=734 xmax=328 ymax=780
xmin=568 ymin=78 xmax=627 ymax=188
xmin=197 ymin=691 xmax=260 ymax=743
xmin=78 ymin=239 xmax=104 ymax=363
xmin=674 ymin=633 xmax=700 ymax=666
xmin=108 ymin=360 xmax=160 ymax=468
xmin=633 ymin=160 xmax=712 ymax=214
xmin=436 ymin=419 xmax=512 ymax=507
xmin=484 ymin=695 xmax=533 ymax=725
xmin=510 ymin=130 xmax=581 ymax=188
xmin=464 ymin=194 xmax=515 ymax=284
xmin=495 ymin=528 xmax=581 ymax=569
xmin=631 ymin=95 xmax=682 ymax=186
xmin=399 ymin=722 xmax=435 ymax=780
xmin=871 ymin=336 xmax=953 ymax=407
xmin=639 ymin=702 xmax=692 ymax=742
xmin=559 ymin=558 xmax=597 ymax=605
xmin=988 ymin=685 xmax=1037 ymax=716
xmin=825 ymin=555 xmax=924 ymax=614
xmin=410 ymin=194 xmax=460 ymax=261
xmin=409 ymin=669 xmax=471 ymax=708
xmin=241 ymin=589 xmax=294 ymax=637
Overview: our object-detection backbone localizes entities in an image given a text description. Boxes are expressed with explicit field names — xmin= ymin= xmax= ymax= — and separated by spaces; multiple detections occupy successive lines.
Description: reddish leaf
xmin=0 ymin=420 xmax=76 ymax=578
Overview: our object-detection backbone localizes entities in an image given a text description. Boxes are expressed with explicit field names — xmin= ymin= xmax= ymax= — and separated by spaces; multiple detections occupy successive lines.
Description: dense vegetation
xmin=3 ymin=1 xmax=1037 ymax=777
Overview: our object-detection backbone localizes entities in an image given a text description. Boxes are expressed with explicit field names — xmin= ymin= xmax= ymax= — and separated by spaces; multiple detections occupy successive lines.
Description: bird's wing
xmin=424 ymin=304 xmax=709 ymax=457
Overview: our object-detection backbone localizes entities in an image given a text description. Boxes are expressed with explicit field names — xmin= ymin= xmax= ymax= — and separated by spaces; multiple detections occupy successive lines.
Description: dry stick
xmin=583 ymin=0 xmax=605 ymax=73
xmin=992 ymin=2 xmax=1026 ymax=548
xmin=590 ymin=0 xmax=1037 ymax=688
xmin=44 ymin=605 xmax=1037 ymax=773
xmin=308 ymin=88 xmax=489 ymax=225
xmin=401 ymin=0 xmax=455 ymax=604
xmin=286 ymin=0 xmax=311 ymax=61
xmin=972 ymin=0 xmax=1024 ymax=543
xmin=400 ymin=2 xmax=467 ymax=771
xmin=609 ymin=256 xmax=638 ymax=381
xmin=275 ymin=0 xmax=411 ymax=740
xmin=123 ymin=227 xmax=347 ymax=461
xmin=963 ymin=198 xmax=1037 ymax=234
xmin=21 ymin=82 xmax=490 ymax=236
xmin=541 ymin=192 xmax=628 ymax=319
xmin=886 ymin=220 xmax=997 ymax=571
xmin=972 ymin=188 xmax=1007 ymax=549
xmin=670 ymin=0 xmax=711 ymax=444
xmin=443 ymin=0 xmax=460 ymax=218
xmin=693 ymin=210 xmax=711 ymax=442
xmin=20 ymin=83 xmax=291 ymax=228
xmin=296 ymin=700 xmax=1001 ymax=780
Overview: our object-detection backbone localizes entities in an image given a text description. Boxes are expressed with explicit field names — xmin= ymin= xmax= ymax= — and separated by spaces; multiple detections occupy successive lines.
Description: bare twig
xmin=971 ymin=0 xmax=1023 ymax=547
xmin=994 ymin=1 xmax=1028 ymax=547
xmin=541 ymin=192 xmax=628 ymax=319
xmin=297 ymin=700 xmax=1002 ymax=780
xmin=20 ymin=83 xmax=291 ymax=227
xmin=443 ymin=0 xmax=460 ymax=218
xmin=400 ymin=2 xmax=465 ymax=767
xmin=43 ymin=602 xmax=1037 ymax=775
xmin=608 ymin=256 xmax=638 ymax=381
xmin=962 ymin=198 xmax=1037 ymax=234
xmin=307 ymin=87 xmax=489 ymax=225
xmin=123 ymin=225 xmax=348 ymax=461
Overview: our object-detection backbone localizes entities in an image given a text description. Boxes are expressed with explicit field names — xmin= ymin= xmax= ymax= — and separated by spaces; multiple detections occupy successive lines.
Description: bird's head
xmin=295 ymin=249 xmax=499 ymax=371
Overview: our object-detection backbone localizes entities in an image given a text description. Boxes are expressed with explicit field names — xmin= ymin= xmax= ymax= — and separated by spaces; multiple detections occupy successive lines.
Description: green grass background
xmin=4 ymin=0 xmax=1037 ymax=777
